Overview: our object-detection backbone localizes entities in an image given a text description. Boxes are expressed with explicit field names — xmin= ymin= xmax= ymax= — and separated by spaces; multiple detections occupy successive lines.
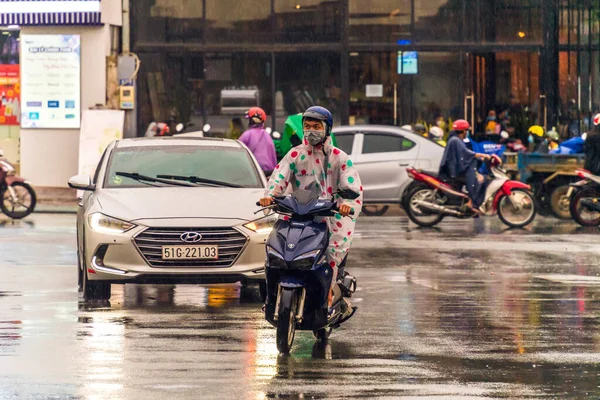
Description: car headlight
xmin=290 ymin=249 xmax=321 ymax=270
xmin=88 ymin=213 xmax=135 ymax=234
xmin=244 ymin=213 xmax=278 ymax=234
xmin=267 ymin=246 xmax=287 ymax=268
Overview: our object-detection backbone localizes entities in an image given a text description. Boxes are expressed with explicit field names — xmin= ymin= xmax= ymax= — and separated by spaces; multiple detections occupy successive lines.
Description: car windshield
xmin=104 ymin=145 xmax=262 ymax=189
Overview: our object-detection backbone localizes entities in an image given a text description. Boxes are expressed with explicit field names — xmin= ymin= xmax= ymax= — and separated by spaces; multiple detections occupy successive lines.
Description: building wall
xmin=20 ymin=25 xmax=111 ymax=187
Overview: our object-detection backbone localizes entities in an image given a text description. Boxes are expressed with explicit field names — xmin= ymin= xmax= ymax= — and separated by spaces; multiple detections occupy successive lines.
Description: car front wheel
xmin=82 ymin=267 xmax=111 ymax=301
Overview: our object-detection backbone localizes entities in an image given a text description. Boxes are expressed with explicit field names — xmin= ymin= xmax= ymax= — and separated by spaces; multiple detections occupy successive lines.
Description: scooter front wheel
xmin=497 ymin=189 xmax=536 ymax=228
xmin=276 ymin=288 xmax=298 ymax=354
xmin=569 ymin=188 xmax=600 ymax=227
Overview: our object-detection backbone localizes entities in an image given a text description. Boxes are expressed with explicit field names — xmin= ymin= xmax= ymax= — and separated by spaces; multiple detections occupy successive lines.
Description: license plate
xmin=162 ymin=246 xmax=219 ymax=260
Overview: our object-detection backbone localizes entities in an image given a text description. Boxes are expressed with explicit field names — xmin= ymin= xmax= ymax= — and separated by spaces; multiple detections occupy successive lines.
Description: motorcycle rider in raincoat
xmin=439 ymin=119 xmax=491 ymax=213
xmin=259 ymin=106 xmax=363 ymax=314
xmin=239 ymin=107 xmax=278 ymax=176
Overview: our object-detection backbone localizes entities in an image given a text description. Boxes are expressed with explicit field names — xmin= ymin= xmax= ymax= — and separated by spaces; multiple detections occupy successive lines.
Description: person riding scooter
xmin=259 ymin=106 xmax=362 ymax=316
xmin=239 ymin=107 xmax=277 ymax=176
xmin=439 ymin=119 xmax=491 ymax=213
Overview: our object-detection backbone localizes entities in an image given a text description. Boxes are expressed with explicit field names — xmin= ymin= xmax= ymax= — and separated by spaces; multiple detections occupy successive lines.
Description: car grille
xmin=134 ymin=227 xmax=248 ymax=268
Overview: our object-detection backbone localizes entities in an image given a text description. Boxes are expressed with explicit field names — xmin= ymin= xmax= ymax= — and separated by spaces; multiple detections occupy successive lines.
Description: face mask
xmin=304 ymin=129 xmax=326 ymax=146
xmin=487 ymin=116 xmax=496 ymax=121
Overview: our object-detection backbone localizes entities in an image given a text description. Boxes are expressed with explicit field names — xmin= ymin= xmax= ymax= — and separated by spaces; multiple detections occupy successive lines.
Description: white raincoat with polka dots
xmin=265 ymin=136 xmax=363 ymax=280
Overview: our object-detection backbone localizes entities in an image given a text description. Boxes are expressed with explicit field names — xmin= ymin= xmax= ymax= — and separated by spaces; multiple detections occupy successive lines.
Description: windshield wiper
xmin=156 ymin=174 xmax=244 ymax=188
xmin=115 ymin=172 xmax=198 ymax=187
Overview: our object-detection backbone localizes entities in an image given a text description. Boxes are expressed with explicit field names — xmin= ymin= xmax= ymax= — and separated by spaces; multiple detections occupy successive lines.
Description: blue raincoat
xmin=439 ymin=132 xmax=486 ymax=208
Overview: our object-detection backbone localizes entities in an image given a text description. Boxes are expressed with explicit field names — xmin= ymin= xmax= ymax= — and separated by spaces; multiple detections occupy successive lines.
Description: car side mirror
xmin=0 ymin=149 xmax=4 ymax=157
xmin=68 ymin=174 xmax=95 ymax=191
xmin=336 ymin=188 xmax=360 ymax=200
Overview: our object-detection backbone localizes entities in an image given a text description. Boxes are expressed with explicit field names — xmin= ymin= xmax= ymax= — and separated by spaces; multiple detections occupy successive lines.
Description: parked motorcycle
xmin=568 ymin=169 xmax=600 ymax=227
xmin=258 ymin=186 xmax=359 ymax=354
xmin=404 ymin=155 xmax=536 ymax=228
xmin=0 ymin=150 xmax=36 ymax=219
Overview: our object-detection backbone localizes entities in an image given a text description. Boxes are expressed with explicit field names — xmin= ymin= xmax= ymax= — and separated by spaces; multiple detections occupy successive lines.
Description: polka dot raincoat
xmin=265 ymin=136 xmax=363 ymax=275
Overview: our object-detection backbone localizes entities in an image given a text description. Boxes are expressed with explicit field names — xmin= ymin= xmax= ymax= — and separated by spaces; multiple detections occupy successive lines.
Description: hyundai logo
xmin=180 ymin=232 xmax=203 ymax=243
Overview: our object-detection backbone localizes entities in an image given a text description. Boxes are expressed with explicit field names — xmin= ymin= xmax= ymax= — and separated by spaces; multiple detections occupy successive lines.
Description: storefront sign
xmin=20 ymin=34 xmax=81 ymax=129
xmin=397 ymin=51 xmax=418 ymax=75
xmin=0 ymin=64 xmax=20 ymax=126
xmin=0 ymin=0 xmax=101 ymax=25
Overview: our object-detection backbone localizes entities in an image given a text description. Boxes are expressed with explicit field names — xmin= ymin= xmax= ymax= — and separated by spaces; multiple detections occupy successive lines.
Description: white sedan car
xmin=332 ymin=125 xmax=444 ymax=214
xmin=69 ymin=137 xmax=274 ymax=301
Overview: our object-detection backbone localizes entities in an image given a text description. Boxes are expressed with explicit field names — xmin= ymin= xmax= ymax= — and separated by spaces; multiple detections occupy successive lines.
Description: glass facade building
xmin=131 ymin=0 xmax=600 ymax=138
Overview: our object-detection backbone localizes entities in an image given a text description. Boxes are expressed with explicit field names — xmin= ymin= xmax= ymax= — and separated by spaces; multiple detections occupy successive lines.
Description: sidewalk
xmin=34 ymin=187 xmax=78 ymax=214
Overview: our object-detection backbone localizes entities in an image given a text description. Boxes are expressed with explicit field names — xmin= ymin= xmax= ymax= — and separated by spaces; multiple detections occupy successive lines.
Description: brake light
xmin=577 ymin=169 xmax=591 ymax=179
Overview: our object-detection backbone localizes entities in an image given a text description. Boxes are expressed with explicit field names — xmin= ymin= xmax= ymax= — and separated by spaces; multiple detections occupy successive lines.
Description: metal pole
xmin=271 ymin=51 xmax=276 ymax=132
xmin=394 ymin=83 xmax=398 ymax=126
xmin=577 ymin=0 xmax=582 ymax=135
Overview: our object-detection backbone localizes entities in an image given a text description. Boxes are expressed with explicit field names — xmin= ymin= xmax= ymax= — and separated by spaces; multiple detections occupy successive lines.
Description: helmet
xmin=245 ymin=107 xmax=267 ymax=125
xmin=156 ymin=122 xmax=169 ymax=136
xmin=528 ymin=125 xmax=544 ymax=137
xmin=429 ymin=126 xmax=444 ymax=139
xmin=414 ymin=123 xmax=427 ymax=135
xmin=546 ymin=130 xmax=560 ymax=141
xmin=452 ymin=119 xmax=471 ymax=131
xmin=302 ymin=106 xmax=333 ymax=136
xmin=593 ymin=113 xmax=600 ymax=126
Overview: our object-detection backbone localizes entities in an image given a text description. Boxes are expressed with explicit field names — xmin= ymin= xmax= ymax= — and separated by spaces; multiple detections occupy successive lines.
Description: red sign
xmin=0 ymin=64 xmax=20 ymax=126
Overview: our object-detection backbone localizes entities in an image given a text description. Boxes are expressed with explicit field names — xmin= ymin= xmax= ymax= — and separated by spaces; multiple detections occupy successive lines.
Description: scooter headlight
xmin=266 ymin=246 xmax=287 ymax=268
xmin=290 ymin=249 xmax=321 ymax=270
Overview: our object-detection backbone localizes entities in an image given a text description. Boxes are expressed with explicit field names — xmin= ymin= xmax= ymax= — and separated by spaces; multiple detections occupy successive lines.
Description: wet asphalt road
xmin=2 ymin=214 xmax=600 ymax=399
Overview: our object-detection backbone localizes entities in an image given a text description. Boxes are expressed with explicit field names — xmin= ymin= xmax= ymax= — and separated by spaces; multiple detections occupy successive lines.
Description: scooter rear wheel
xmin=405 ymin=187 xmax=444 ymax=227
xmin=1 ymin=182 xmax=36 ymax=219
xmin=276 ymin=288 xmax=298 ymax=354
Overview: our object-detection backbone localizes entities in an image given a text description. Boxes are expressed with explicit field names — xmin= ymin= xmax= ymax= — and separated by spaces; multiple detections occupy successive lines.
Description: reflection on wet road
xmin=1 ymin=215 xmax=600 ymax=398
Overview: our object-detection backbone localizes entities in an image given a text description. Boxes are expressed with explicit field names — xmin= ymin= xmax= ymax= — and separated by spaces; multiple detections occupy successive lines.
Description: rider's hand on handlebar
xmin=339 ymin=203 xmax=353 ymax=217
xmin=477 ymin=153 xmax=491 ymax=161
xmin=259 ymin=197 xmax=274 ymax=208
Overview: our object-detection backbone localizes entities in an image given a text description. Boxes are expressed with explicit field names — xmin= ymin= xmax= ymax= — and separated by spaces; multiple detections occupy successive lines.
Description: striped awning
xmin=0 ymin=0 xmax=102 ymax=26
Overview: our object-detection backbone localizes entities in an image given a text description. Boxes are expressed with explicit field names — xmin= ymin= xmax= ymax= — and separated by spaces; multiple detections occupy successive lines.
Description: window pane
xmin=363 ymin=134 xmax=404 ymax=154
xmin=274 ymin=0 xmax=341 ymax=42
xmin=402 ymin=138 xmax=416 ymax=150
xmin=276 ymin=52 xmax=341 ymax=127
xmin=206 ymin=0 xmax=271 ymax=43
xmin=136 ymin=53 xmax=273 ymax=138
xmin=414 ymin=1 xmax=462 ymax=43
xmin=335 ymin=134 xmax=355 ymax=154
xmin=132 ymin=0 xmax=204 ymax=43
xmin=349 ymin=0 xmax=410 ymax=43
xmin=494 ymin=0 xmax=542 ymax=44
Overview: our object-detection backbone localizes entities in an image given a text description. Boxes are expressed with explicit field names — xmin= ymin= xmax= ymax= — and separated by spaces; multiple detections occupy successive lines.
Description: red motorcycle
xmin=0 ymin=149 xmax=36 ymax=219
xmin=403 ymin=156 xmax=536 ymax=228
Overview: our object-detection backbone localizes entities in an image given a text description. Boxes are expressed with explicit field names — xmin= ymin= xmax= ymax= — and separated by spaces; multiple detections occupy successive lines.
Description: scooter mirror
xmin=203 ymin=124 xmax=211 ymax=133
xmin=336 ymin=188 xmax=360 ymax=200
xmin=265 ymin=127 xmax=272 ymax=134
xmin=272 ymin=131 xmax=281 ymax=140
xmin=0 ymin=149 xmax=4 ymax=157
xmin=176 ymin=123 xmax=184 ymax=133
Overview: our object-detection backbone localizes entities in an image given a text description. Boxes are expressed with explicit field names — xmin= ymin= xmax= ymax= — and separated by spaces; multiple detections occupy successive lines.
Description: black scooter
xmin=257 ymin=187 xmax=359 ymax=353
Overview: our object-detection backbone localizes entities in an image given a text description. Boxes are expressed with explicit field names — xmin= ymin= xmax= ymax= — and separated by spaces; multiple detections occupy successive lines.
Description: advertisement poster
xmin=0 ymin=29 xmax=20 ymax=126
xmin=20 ymin=34 xmax=81 ymax=129
xmin=78 ymin=110 xmax=124 ymax=179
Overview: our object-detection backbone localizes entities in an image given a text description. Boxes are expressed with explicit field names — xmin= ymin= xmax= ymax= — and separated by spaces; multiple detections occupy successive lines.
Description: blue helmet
xmin=302 ymin=106 xmax=333 ymax=136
